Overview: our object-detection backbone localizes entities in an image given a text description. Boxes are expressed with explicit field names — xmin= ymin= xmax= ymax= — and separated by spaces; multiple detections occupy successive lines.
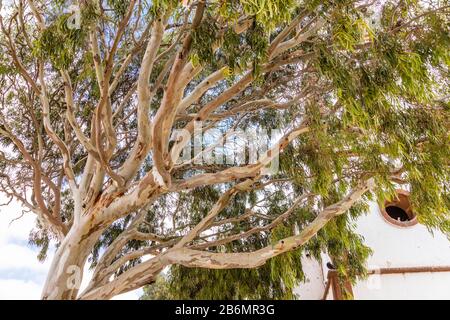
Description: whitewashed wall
xmin=352 ymin=202 xmax=450 ymax=299
xmin=294 ymin=256 xmax=326 ymax=300
xmin=295 ymin=202 xmax=450 ymax=300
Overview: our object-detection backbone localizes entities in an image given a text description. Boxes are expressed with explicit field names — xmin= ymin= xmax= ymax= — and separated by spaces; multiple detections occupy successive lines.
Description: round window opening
xmin=381 ymin=190 xmax=418 ymax=227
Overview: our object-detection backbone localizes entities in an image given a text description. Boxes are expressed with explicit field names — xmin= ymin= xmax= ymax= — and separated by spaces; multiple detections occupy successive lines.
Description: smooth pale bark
xmin=78 ymin=178 xmax=373 ymax=300
xmin=41 ymin=217 xmax=104 ymax=300
xmin=116 ymin=18 xmax=166 ymax=184
xmin=167 ymin=178 xmax=374 ymax=269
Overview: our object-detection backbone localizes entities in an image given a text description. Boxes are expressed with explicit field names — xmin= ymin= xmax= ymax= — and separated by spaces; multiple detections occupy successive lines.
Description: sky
xmin=0 ymin=194 xmax=141 ymax=300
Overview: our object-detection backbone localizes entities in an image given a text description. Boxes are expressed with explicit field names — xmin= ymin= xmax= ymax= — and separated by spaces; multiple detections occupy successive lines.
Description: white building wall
xmin=353 ymin=272 xmax=450 ymax=300
xmin=357 ymin=202 xmax=450 ymax=268
xmin=294 ymin=256 xmax=326 ymax=300
xmin=295 ymin=201 xmax=450 ymax=300
xmin=352 ymin=202 xmax=450 ymax=299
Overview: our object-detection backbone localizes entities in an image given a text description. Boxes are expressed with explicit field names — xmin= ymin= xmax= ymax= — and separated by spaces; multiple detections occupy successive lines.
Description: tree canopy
xmin=0 ymin=0 xmax=448 ymax=300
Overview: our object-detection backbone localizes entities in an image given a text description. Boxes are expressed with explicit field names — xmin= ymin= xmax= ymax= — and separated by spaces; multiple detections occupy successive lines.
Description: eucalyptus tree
xmin=0 ymin=0 xmax=448 ymax=300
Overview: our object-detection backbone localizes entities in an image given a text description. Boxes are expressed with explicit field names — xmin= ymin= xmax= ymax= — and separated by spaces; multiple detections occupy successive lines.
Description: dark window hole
xmin=385 ymin=206 xmax=411 ymax=222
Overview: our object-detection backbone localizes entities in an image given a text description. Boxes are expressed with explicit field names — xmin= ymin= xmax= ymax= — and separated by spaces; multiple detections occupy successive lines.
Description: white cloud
xmin=0 ymin=197 xmax=36 ymax=245
xmin=0 ymin=243 xmax=51 ymax=272
xmin=0 ymin=195 xmax=50 ymax=299
xmin=0 ymin=279 xmax=43 ymax=300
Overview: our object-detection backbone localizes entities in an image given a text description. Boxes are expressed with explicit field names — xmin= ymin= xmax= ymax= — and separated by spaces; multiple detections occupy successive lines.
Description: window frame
xmin=380 ymin=189 xmax=418 ymax=228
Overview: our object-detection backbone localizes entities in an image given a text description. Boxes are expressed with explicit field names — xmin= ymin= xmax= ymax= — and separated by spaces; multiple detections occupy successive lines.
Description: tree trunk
xmin=41 ymin=216 xmax=103 ymax=300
